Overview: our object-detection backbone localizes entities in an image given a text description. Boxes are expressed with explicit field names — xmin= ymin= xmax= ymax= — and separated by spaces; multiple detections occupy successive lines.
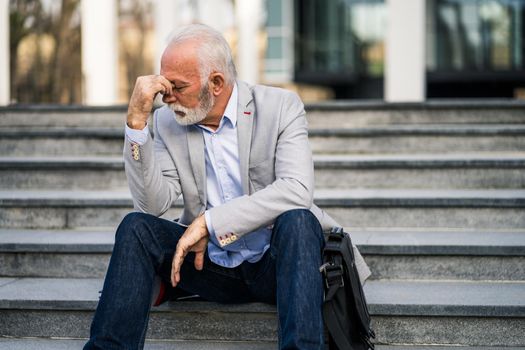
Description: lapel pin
xmin=243 ymin=111 xmax=251 ymax=115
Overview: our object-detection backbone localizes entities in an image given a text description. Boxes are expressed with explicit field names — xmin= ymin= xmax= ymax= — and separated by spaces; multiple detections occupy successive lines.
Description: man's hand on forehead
xmin=127 ymin=75 xmax=173 ymax=129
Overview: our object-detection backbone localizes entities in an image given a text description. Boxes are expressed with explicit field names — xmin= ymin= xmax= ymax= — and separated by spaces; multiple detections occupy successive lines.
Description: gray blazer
xmin=124 ymin=80 xmax=371 ymax=283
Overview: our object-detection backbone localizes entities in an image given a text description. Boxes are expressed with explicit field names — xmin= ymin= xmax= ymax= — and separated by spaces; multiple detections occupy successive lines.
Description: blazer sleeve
xmin=207 ymin=91 xmax=314 ymax=245
xmin=124 ymin=110 xmax=182 ymax=216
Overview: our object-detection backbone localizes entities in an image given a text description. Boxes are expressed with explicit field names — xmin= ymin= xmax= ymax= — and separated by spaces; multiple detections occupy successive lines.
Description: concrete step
xmin=377 ymin=348 xmax=525 ymax=350
xmin=2 ymin=101 xmax=525 ymax=129
xmin=0 ymin=127 xmax=125 ymax=156
xmin=2 ymin=124 xmax=525 ymax=156
xmin=349 ymin=229 xmax=525 ymax=281
xmin=0 ymin=278 xmax=523 ymax=346
xmin=1 ymin=189 xmax=524 ymax=229
xmin=0 ymin=339 xmax=520 ymax=350
xmin=0 ymin=106 xmax=128 ymax=128
xmin=317 ymin=188 xmax=525 ymax=229
xmin=0 ymin=229 xmax=112 ymax=278
xmin=305 ymin=100 xmax=525 ymax=127
xmin=2 ymin=154 xmax=525 ymax=190
xmin=316 ymin=153 xmax=525 ymax=189
xmin=0 ymin=229 xmax=523 ymax=280
xmin=0 ymin=156 xmax=128 ymax=190
xmin=0 ymin=338 xmax=276 ymax=350
xmin=310 ymin=125 xmax=525 ymax=154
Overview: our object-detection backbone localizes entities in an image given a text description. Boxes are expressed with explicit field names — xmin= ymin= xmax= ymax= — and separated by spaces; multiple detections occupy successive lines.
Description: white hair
xmin=167 ymin=24 xmax=237 ymax=86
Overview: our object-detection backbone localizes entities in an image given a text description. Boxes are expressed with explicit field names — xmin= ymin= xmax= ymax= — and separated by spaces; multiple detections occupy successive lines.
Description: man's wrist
xmin=126 ymin=119 xmax=147 ymax=130
xmin=203 ymin=211 xmax=214 ymax=235
xmin=125 ymin=123 xmax=149 ymax=145
xmin=199 ymin=214 xmax=209 ymax=236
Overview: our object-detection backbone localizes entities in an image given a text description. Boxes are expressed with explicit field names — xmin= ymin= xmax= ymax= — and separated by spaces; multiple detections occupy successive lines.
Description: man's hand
xmin=127 ymin=75 xmax=173 ymax=130
xmin=171 ymin=215 xmax=209 ymax=287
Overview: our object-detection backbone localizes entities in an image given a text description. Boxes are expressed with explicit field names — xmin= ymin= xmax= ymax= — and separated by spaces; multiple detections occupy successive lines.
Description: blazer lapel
xmin=236 ymin=81 xmax=254 ymax=195
xmin=186 ymin=125 xmax=207 ymax=207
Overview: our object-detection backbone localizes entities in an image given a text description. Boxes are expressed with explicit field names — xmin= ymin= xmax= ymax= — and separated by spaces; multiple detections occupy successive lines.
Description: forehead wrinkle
xmin=161 ymin=62 xmax=200 ymax=86
xmin=161 ymin=40 xmax=202 ymax=81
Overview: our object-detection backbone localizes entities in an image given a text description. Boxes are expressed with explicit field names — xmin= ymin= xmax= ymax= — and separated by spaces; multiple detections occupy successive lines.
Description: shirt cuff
xmin=204 ymin=211 xmax=219 ymax=245
xmin=125 ymin=123 xmax=149 ymax=145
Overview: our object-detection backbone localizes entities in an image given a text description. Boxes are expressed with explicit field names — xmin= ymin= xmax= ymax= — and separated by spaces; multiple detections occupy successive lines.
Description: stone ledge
xmin=1 ymin=338 xmax=522 ymax=350
xmin=350 ymin=229 xmax=525 ymax=256
xmin=0 ymin=127 xmax=124 ymax=138
xmin=314 ymin=154 xmax=525 ymax=169
xmin=0 ymin=278 xmax=523 ymax=317
xmin=0 ymin=229 xmax=114 ymax=253
xmin=3 ymin=154 xmax=525 ymax=170
xmin=0 ymin=157 xmax=123 ymax=169
xmin=315 ymin=189 xmax=525 ymax=208
xmin=1 ymin=189 xmax=525 ymax=208
xmin=0 ymin=105 xmax=128 ymax=112
xmin=306 ymin=99 xmax=525 ymax=111
xmin=0 ymin=338 xmax=276 ymax=350
xmin=1 ymin=229 xmax=524 ymax=257
xmin=310 ymin=124 xmax=525 ymax=136
xmin=2 ymin=99 xmax=524 ymax=113
xmin=3 ymin=124 xmax=525 ymax=137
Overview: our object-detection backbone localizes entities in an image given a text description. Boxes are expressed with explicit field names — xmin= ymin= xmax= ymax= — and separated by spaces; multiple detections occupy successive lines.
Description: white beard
xmin=168 ymin=86 xmax=215 ymax=126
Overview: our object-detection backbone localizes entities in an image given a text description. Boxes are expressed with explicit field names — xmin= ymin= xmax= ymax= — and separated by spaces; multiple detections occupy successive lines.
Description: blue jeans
xmin=84 ymin=209 xmax=325 ymax=350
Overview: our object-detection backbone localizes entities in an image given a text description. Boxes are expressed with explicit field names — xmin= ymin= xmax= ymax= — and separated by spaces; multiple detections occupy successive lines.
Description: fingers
xmin=132 ymin=75 xmax=173 ymax=100
xmin=171 ymin=243 xmax=186 ymax=287
xmin=157 ymin=75 xmax=174 ymax=95
xmin=169 ymin=217 xmax=210 ymax=287
xmin=170 ymin=241 xmax=206 ymax=287
xmin=194 ymin=251 xmax=204 ymax=271
xmin=127 ymin=75 xmax=173 ymax=127
xmin=143 ymin=75 xmax=172 ymax=96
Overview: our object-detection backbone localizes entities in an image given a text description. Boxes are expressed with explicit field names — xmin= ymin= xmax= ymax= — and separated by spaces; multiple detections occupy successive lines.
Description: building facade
xmin=292 ymin=0 xmax=525 ymax=99
xmin=1 ymin=0 xmax=524 ymax=105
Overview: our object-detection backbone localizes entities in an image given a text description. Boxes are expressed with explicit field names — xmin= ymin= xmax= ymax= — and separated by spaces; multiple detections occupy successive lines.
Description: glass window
xmin=267 ymin=0 xmax=283 ymax=27
xmin=295 ymin=0 xmax=386 ymax=77
xmin=264 ymin=0 xmax=294 ymax=83
xmin=267 ymin=37 xmax=283 ymax=59
xmin=429 ymin=0 xmax=525 ymax=71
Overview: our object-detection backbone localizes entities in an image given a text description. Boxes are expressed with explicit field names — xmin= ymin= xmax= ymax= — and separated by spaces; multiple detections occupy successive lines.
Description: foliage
xmin=9 ymin=0 xmax=81 ymax=104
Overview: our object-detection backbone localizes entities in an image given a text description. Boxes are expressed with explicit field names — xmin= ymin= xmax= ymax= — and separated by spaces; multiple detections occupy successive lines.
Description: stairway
xmin=0 ymin=102 xmax=524 ymax=349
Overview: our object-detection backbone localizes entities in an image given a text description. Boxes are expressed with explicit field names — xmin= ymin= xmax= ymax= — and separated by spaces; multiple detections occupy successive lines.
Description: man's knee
xmin=276 ymin=209 xmax=321 ymax=229
xmin=274 ymin=209 xmax=324 ymax=244
xmin=115 ymin=212 xmax=156 ymax=246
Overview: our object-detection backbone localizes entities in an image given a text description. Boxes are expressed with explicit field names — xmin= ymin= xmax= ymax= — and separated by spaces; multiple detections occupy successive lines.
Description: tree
xmin=9 ymin=0 xmax=81 ymax=104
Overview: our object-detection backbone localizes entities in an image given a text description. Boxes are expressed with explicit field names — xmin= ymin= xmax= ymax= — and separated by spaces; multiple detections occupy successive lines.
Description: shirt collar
xmin=222 ymin=83 xmax=238 ymax=127
xmin=195 ymin=83 xmax=238 ymax=133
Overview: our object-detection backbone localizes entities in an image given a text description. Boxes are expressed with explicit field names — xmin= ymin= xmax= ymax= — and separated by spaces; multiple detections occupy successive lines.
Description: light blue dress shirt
xmin=125 ymin=84 xmax=271 ymax=268
xmin=199 ymin=84 xmax=271 ymax=268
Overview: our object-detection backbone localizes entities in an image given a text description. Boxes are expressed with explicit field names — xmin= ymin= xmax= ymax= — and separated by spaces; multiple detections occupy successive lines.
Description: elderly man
xmin=84 ymin=24 xmax=370 ymax=350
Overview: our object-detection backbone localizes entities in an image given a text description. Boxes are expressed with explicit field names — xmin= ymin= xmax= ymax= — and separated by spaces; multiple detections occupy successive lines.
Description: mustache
xmin=168 ymin=103 xmax=188 ymax=113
